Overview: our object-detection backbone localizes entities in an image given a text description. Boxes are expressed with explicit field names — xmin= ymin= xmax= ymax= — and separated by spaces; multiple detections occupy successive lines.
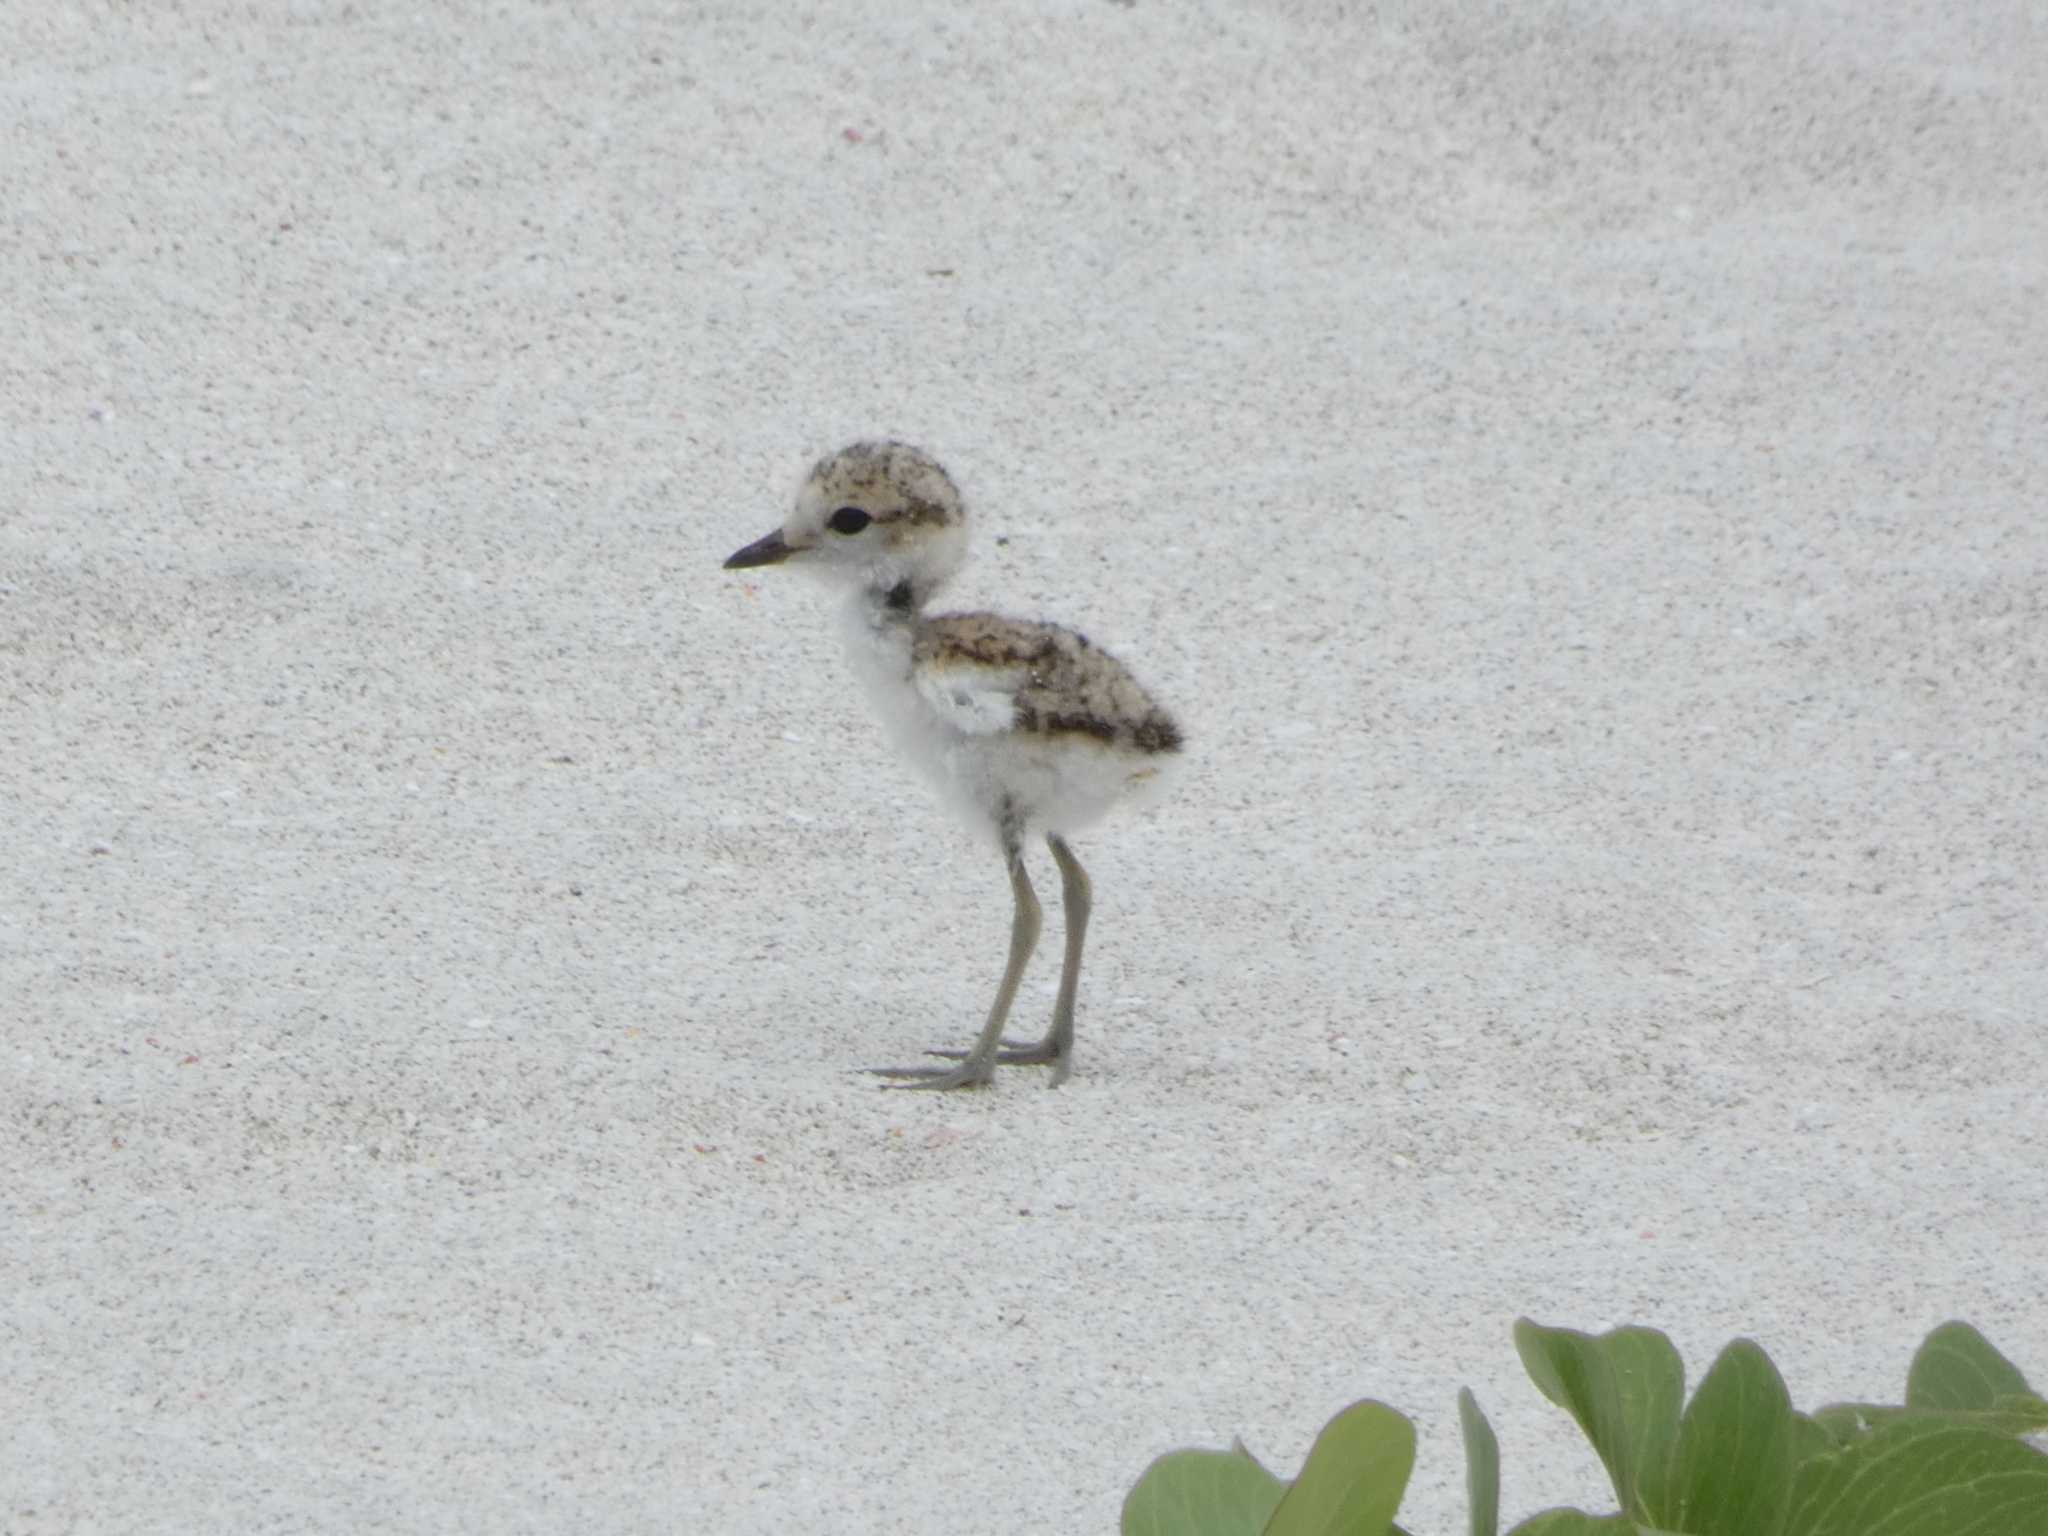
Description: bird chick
xmin=725 ymin=441 xmax=1182 ymax=1089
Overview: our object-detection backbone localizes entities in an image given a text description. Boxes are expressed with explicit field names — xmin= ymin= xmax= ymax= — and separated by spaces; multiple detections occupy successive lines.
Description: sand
xmin=5 ymin=1 xmax=2044 ymax=1530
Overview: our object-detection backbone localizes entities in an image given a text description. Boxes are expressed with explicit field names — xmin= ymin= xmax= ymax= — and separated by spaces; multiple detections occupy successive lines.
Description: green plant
xmin=1121 ymin=1320 xmax=2048 ymax=1536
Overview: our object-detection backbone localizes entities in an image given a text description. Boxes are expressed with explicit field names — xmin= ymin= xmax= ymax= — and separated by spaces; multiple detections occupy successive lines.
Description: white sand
xmin=6 ymin=2 xmax=2044 ymax=1530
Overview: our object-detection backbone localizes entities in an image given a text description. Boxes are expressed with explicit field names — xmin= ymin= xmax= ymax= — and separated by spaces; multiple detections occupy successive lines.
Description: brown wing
xmin=915 ymin=613 xmax=1182 ymax=755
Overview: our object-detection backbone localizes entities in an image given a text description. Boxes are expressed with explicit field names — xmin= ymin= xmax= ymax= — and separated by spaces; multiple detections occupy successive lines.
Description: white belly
xmin=838 ymin=599 xmax=1165 ymax=842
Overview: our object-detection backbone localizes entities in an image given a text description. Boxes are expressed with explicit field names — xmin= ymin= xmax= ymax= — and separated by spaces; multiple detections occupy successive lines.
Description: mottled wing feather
xmin=914 ymin=614 xmax=1183 ymax=755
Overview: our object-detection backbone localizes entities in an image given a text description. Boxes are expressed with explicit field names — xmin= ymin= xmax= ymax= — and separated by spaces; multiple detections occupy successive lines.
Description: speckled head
xmin=723 ymin=440 xmax=968 ymax=604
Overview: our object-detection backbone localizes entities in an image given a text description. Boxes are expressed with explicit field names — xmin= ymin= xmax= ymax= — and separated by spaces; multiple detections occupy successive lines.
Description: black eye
xmin=827 ymin=506 xmax=872 ymax=536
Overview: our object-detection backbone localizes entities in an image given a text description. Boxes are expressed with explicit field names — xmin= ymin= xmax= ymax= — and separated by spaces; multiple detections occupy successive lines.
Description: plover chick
xmin=723 ymin=441 xmax=1183 ymax=1090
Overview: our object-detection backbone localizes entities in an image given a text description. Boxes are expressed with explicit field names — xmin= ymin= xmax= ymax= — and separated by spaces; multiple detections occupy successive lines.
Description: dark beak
xmin=723 ymin=529 xmax=794 ymax=569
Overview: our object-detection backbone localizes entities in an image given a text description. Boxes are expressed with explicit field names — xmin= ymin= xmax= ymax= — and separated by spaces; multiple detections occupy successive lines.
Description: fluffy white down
xmin=837 ymin=594 xmax=1169 ymax=843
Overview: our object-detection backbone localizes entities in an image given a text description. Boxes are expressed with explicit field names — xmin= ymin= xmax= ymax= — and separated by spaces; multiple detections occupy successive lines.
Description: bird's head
xmin=724 ymin=440 xmax=968 ymax=607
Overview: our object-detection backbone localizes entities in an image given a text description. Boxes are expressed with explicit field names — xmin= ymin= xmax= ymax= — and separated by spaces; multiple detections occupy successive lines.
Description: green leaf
xmin=1515 ymin=1320 xmax=1685 ymax=1522
xmin=1262 ymin=1400 xmax=1416 ymax=1536
xmin=1809 ymin=1402 xmax=1885 ymax=1446
xmin=1658 ymin=1338 xmax=1813 ymax=1535
xmin=1812 ymin=1398 xmax=2048 ymax=1443
xmin=1970 ymin=1394 xmax=2048 ymax=1433
xmin=1785 ymin=1416 xmax=2048 ymax=1536
xmin=1503 ymin=1512 xmax=1636 ymax=1534
xmin=1906 ymin=1323 xmax=2035 ymax=1412
xmin=1123 ymin=1443 xmax=1287 ymax=1536
xmin=1459 ymin=1388 xmax=1501 ymax=1536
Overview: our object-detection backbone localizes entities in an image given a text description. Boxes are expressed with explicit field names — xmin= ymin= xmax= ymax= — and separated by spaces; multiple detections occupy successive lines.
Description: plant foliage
xmin=1120 ymin=1320 xmax=2048 ymax=1536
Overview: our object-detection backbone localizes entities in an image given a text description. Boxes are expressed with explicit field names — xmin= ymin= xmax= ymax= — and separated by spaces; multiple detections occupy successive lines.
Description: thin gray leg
xmin=1040 ymin=833 xmax=1091 ymax=1085
xmin=927 ymin=833 xmax=1089 ymax=1085
xmin=869 ymin=837 xmax=1041 ymax=1090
